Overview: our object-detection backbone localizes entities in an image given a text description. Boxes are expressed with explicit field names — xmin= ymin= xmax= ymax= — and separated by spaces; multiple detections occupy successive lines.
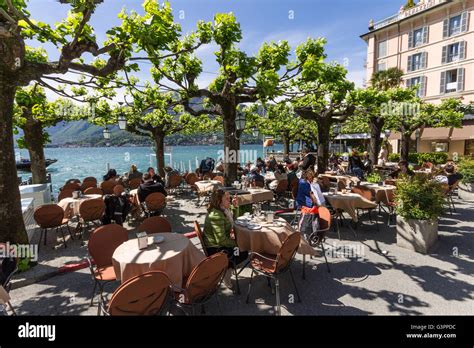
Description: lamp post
xmin=103 ymin=127 xmax=111 ymax=140
xmin=117 ymin=102 xmax=127 ymax=131
xmin=252 ymin=127 xmax=259 ymax=138
xmin=235 ymin=106 xmax=247 ymax=140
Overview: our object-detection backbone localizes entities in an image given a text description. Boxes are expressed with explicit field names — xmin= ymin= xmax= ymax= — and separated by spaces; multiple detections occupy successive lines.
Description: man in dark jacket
xmin=301 ymin=148 xmax=316 ymax=171
xmin=138 ymin=173 xmax=167 ymax=203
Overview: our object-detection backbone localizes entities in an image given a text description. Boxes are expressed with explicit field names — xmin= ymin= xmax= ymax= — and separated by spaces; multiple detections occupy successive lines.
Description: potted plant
xmin=458 ymin=158 xmax=474 ymax=202
xmin=395 ymin=175 xmax=446 ymax=254
xmin=366 ymin=172 xmax=382 ymax=185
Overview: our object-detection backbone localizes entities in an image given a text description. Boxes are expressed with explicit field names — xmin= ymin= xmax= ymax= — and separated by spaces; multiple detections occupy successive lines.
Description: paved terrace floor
xmin=7 ymin=193 xmax=474 ymax=316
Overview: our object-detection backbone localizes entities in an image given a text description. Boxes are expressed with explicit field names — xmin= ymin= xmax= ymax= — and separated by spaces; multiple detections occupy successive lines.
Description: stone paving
xmin=6 ymin=191 xmax=474 ymax=316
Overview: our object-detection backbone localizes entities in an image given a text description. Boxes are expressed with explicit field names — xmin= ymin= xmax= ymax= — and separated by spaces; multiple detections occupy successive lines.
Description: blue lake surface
xmin=16 ymin=144 xmax=284 ymax=193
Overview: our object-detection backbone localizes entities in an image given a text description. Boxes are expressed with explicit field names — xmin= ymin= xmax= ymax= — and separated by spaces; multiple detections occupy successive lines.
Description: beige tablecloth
xmin=194 ymin=180 xmax=222 ymax=194
xmin=112 ymin=233 xmax=205 ymax=287
xmin=359 ymin=183 xmax=396 ymax=203
xmin=324 ymin=192 xmax=376 ymax=222
xmin=234 ymin=217 xmax=316 ymax=256
xmin=319 ymin=174 xmax=360 ymax=187
xmin=58 ymin=194 xmax=102 ymax=217
xmin=237 ymin=188 xmax=274 ymax=206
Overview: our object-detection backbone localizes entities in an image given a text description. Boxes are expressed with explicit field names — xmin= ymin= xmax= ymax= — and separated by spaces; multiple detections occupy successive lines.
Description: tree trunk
xmin=316 ymin=119 xmax=331 ymax=175
xmin=23 ymin=117 xmax=47 ymax=184
xmin=282 ymin=133 xmax=290 ymax=157
xmin=369 ymin=118 xmax=384 ymax=165
xmin=0 ymin=83 xmax=28 ymax=243
xmin=223 ymin=115 xmax=239 ymax=186
xmin=153 ymin=129 xmax=166 ymax=178
xmin=400 ymin=132 xmax=411 ymax=163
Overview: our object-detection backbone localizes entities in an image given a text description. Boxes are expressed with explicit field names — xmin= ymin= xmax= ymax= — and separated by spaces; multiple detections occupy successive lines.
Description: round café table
xmin=234 ymin=217 xmax=316 ymax=256
xmin=112 ymin=233 xmax=205 ymax=287
xmin=57 ymin=194 xmax=102 ymax=218
xmin=323 ymin=192 xmax=376 ymax=222
xmin=359 ymin=183 xmax=396 ymax=203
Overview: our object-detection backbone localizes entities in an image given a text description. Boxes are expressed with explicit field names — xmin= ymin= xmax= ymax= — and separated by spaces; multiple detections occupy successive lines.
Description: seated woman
xmin=269 ymin=164 xmax=288 ymax=190
xmin=103 ymin=169 xmax=120 ymax=183
xmin=389 ymin=160 xmax=414 ymax=179
xmin=348 ymin=149 xmax=365 ymax=179
xmin=203 ymin=190 xmax=248 ymax=288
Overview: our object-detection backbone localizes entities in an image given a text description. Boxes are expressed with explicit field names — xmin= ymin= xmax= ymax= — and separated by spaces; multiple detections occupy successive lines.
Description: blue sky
xmin=26 ymin=0 xmax=404 ymax=99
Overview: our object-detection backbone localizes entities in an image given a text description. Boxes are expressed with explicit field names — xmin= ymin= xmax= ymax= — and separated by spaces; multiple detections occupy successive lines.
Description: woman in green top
xmin=203 ymin=190 xmax=249 ymax=285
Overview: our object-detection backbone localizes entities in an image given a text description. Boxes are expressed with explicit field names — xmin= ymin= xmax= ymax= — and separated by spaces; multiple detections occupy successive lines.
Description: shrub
xmin=366 ymin=172 xmax=382 ymax=184
xmin=387 ymin=152 xmax=448 ymax=165
xmin=459 ymin=158 xmax=474 ymax=184
xmin=395 ymin=175 xmax=446 ymax=220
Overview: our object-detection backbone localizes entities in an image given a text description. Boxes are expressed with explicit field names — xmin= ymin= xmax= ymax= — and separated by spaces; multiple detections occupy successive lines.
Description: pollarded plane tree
xmin=0 ymin=0 xmax=194 ymax=243
xmin=287 ymin=38 xmax=355 ymax=175
xmin=145 ymin=13 xmax=327 ymax=185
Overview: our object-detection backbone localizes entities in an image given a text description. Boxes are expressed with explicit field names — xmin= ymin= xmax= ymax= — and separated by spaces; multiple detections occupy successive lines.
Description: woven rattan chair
xmin=34 ymin=204 xmax=72 ymax=250
xmin=143 ymin=192 xmax=166 ymax=217
xmin=84 ymin=187 xmax=104 ymax=196
xmin=138 ymin=216 xmax=172 ymax=234
xmin=76 ymin=198 xmax=105 ymax=239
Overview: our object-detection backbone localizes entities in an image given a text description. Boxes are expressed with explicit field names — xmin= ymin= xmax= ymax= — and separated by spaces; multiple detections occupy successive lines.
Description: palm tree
xmin=370 ymin=67 xmax=404 ymax=91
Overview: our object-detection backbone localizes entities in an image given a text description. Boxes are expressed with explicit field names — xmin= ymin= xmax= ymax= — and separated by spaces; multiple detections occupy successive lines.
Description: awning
xmin=450 ymin=125 xmax=474 ymax=140
xmin=420 ymin=127 xmax=451 ymax=140
xmin=388 ymin=131 xmax=417 ymax=141
xmin=335 ymin=133 xmax=370 ymax=140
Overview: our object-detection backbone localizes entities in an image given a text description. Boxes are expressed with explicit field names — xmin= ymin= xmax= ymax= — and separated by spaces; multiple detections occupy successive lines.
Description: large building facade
xmin=361 ymin=0 xmax=474 ymax=158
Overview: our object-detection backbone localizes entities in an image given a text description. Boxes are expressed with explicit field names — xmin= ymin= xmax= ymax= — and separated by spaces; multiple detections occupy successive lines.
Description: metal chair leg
xmin=233 ymin=267 xmax=241 ymax=295
xmin=320 ymin=243 xmax=330 ymax=273
xmin=59 ymin=226 xmax=67 ymax=248
xmin=245 ymin=270 xmax=255 ymax=304
xmin=302 ymin=254 xmax=306 ymax=280
xmin=90 ymin=281 xmax=98 ymax=306
xmin=7 ymin=301 xmax=16 ymax=316
xmin=274 ymin=277 xmax=281 ymax=316
xmin=288 ymin=268 xmax=301 ymax=303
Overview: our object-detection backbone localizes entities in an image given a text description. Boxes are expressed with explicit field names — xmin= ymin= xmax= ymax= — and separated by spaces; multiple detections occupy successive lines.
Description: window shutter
xmin=408 ymin=31 xmax=414 ymax=49
xmin=421 ymin=52 xmax=427 ymax=69
xmin=457 ymin=68 xmax=465 ymax=92
xmin=440 ymin=71 xmax=446 ymax=94
xmin=443 ymin=18 xmax=449 ymax=38
xmin=459 ymin=41 xmax=466 ymax=60
xmin=422 ymin=26 xmax=429 ymax=44
xmin=407 ymin=55 xmax=413 ymax=72
xmin=461 ymin=11 xmax=469 ymax=32
xmin=419 ymin=76 xmax=427 ymax=97
xmin=441 ymin=45 xmax=448 ymax=64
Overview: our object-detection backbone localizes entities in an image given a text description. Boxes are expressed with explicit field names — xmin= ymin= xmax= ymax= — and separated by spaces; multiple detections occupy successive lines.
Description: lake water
xmin=16 ymin=144 xmax=284 ymax=193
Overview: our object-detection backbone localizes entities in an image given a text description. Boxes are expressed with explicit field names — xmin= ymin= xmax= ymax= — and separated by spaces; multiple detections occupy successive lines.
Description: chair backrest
xmin=0 ymin=256 xmax=18 ymax=291
xmin=113 ymin=185 xmax=125 ymax=196
xmin=319 ymin=177 xmax=331 ymax=191
xmin=145 ymin=192 xmax=166 ymax=211
xmin=440 ymin=183 xmax=450 ymax=195
xmin=213 ymin=176 xmax=224 ymax=185
xmin=184 ymin=252 xmax=228 ymax=303
xmin=168 ymin=174 xmax=183 ymax=189
xmin=65 ymin=178 xmax=81 ymax=186
xmin=108 ymin=271 xmax=171 ymax=316
xmin=337 ymin=180 xmax=346 ymax=192
xmin=138 ymin=217 xmax=172 ymax=234
xmin=80 ymin=181 xmax=97 ymax=192
xmin=275 ymin=233 xmax=301 ymax=273
xmin=34 ymin=204 xmax=64 ymax=228
xmin=58 ymin=189 xmax=74 ymax=202
xmin=185 ymin=173 xmax=199 ymax=186
xmin=317 ymin=206 xmax=332 ymax=232
xmin=291 ymin=180 xmax=299 ymax=200
xmin=100 ymin=180 xmax=117 ymax=195
xmin=384 ymin=179 xmax=397 ymax=186
xmin=254 ymin=180 xmax=264 ymax=188
xmin=84 ymin=187 xmax=104 ymax=196
xmin=88 ymin=224 xmax=128 ymax=268
xmin=79 ymin=198 xmax=105 ymax=222
xmin=274 ymin=179 xmax=288 ymax=194
xmin=202 ymin=173 xmax=213 ymax=180
xmin=128 ymin=178 xmax=142 ymax=190
xmin=62 ymin=182 xmax=81 ymax=191
xmin=193 ymin=221 xmax=208 ymax=256
xmin=379 ymin=189 xmax=395 ymax=205
xmin=83 ymin=177 xmax=98 ymax=185
xmin=352 ymin=186 xmax=373 ymax=201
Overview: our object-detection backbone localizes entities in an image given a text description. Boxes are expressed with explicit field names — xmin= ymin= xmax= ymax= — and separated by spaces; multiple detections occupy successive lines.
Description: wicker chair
xmin=87 ymin=224 xmax=128 ymax=313
xmin=1 ymin=256 xmax=18 ymax=315
xmin=80 ymin=181 xmax=97 ymax=192
xmin=138 ymin=216 xmax=172 ymax=234
xmin=76 ymin=198 xmax=105 ymax=239
xmin=58 ymin=189 xmax=74 ymax=202
xmin=246 ymin=233 xmax=301 ymax=316
xmin=173 ymin=252 xmax=228 ymax=315
xmin=84 ymin=187 xmax=104 ymax=196
xmin=127 ymin=178 xmax=142 ymax=190
xmin=33 ymin=204 xmax=72 ymax=250
xmin=100 ymin=180 xmax=117 ymax=195
xmin=99 ymin=271 xmax=172 ymax=316
xmin=143 ymin=192 xmax=166 ymax=217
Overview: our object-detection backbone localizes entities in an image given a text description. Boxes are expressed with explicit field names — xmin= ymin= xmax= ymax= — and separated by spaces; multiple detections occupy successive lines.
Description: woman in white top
xmin=310 ymin=180 xmax=326 ymax=207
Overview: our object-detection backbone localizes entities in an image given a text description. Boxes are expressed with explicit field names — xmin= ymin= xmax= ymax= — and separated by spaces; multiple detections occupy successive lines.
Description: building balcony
xmin=370 ymin=0 xmax=450 ymax=31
